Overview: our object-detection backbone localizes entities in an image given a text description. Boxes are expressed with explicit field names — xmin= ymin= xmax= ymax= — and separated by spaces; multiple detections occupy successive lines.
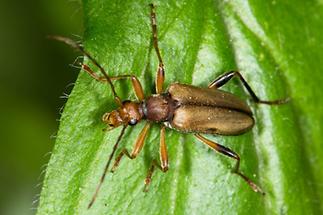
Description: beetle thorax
xmin=143 ymin=94 xmax=177 ymax=122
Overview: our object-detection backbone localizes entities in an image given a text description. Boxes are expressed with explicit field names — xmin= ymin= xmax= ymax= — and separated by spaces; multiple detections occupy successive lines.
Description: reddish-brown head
xmin=102 ymin=101 xmax=143 ymax=128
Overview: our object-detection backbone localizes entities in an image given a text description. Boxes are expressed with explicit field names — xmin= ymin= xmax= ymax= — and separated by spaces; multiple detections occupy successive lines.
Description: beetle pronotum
xmin=51 ymin=4 xmax=288 ymax=209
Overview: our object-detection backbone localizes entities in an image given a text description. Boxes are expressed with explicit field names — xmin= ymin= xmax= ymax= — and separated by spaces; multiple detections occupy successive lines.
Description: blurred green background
xmin=0 ymin=0 xmax=82 ymax=214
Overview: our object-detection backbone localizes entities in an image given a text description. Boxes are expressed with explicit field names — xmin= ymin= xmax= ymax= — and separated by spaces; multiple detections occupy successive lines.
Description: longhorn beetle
xmin=51 ymin=3 xmax=288 ymax=209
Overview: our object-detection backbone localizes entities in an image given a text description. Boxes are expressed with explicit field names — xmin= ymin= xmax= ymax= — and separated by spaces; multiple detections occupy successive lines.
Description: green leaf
xmin=38 ymin=0 xmax=323 ymax=214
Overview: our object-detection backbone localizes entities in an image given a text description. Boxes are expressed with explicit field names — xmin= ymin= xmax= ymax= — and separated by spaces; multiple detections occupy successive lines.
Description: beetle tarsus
xmin=195 ymin=134 xmax=265 ymax=195
xmin=143 ymin=159 xmax=168 ymax=192
xmin=233 ymin=170 xmax=265 ymax=195
xmin=256 ymin=97 xmax=290 ymax=105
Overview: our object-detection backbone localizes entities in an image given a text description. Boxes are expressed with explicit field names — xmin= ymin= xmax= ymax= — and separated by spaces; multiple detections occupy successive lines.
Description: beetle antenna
xmin=88 ymin=125 xmax=128 ymax=209
xmin=48 ymin=35 xmax=122 ymax=106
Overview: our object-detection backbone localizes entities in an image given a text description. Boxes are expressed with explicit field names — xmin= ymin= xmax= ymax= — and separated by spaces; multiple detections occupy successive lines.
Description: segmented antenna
xmin=48 ymin=35 xmax=122 ymax=106
xmin=88 ymin=125 xmax=128 ymax=209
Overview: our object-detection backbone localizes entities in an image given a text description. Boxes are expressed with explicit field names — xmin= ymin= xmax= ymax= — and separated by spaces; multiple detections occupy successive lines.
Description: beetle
xmin=51 ymin=4 xmax=288 ymax=209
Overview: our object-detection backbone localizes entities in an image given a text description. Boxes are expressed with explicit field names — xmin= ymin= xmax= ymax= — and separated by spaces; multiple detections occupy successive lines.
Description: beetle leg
xmin=159 ymin=126 xmax=168 ymax=171
xmin=150 ymin=3 xmax=165 ymax=94
xmin=110 ymin=122 xmax=151 ymax=172
xmin=208 ymin=71 xmax=289 ymax=105
xmin=143 ymin=158 xmax=169 ymax=192
xmin=195 ymin=134 xmax=265 ymax=195
xmin=155 ymin=61 xmax=165 ymax=94
xmin=82 ymin=64 xmax=145 ymax=101
xmin=110 ymin=75 xmax=145 ymax=101
xmin=143 ymin=126 xmax=168 ymax=192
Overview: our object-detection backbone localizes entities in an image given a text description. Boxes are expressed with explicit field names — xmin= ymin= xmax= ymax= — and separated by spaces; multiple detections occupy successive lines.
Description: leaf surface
xmin=38 ymin=0 xmax=323 ymax=214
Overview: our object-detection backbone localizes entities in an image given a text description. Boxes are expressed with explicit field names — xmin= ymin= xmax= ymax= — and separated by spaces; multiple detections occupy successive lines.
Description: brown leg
xmin=195 ymin=134 xmax=265 ymax=195
xmin=208 ymin=71 xmax=289 ymax=105
xmin=82 ymin=64 xmax=145 ymax=101
xmin=150 ymin=4 xmax=165 ymax=94
xmin=110 ymin=122 xmax=151 ymax=172
xmin=159 ymin=126 xmax=168 ymax=171
xmin=143 ymin=126 xmax=168 ymax=192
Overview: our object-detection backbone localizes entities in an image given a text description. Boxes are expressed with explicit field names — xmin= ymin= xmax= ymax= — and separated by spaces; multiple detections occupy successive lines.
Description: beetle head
xmin=102 ymin=110 xmax=123 ymax=128
xmin=102 ymin=101 xmax=143 ymax=129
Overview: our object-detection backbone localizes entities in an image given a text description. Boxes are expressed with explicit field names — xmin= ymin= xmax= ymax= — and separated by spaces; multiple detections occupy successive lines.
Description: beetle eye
xmin=129 ymin=118 xmax=137 ymax=125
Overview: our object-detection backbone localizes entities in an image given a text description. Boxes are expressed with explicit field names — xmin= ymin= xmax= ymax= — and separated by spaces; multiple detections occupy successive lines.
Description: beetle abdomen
xmin=168 ymin=105 xmax=254 ymax=135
